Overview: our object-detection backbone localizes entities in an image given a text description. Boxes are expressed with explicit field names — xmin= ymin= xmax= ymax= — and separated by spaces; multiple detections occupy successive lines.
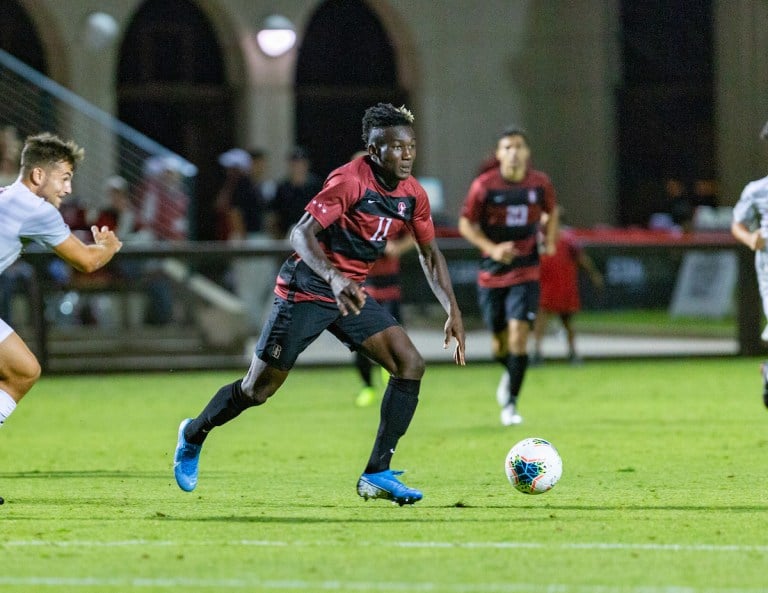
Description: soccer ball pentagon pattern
xmin=505 ymin=437 xmax=563 ymax=494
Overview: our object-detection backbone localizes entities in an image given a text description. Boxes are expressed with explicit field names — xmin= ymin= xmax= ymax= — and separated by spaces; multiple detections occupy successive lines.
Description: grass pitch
xmin=1 ymin=358 xmax=767 ymax=592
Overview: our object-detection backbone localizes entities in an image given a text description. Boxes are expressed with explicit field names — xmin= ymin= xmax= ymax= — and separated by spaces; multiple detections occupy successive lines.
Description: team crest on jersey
xmin=398 ymin=201 xmax=407 ymax=216
xmin=528 ymin=189 xmax=537 ymax=203
xmin=271 ymin=344 xmax=282 ymax=359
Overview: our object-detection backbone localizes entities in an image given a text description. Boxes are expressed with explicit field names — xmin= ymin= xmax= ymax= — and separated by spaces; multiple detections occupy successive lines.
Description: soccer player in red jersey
xmin=458 ymin=127 xmax=558 ymax=426
xmin=174 ymin=103 xmax=465 ymax=505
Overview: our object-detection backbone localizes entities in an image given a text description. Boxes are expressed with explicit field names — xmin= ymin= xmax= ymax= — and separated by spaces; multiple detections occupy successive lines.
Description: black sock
xmin=505 ymin=354 xmax=529 ymax=406
xmin=355 ymin=352 xmax=373 ymax=387
xmin=364 ymin=377 xmax=420 ymax=474
xmin=185 ymin=380 xmax=251 ymax=445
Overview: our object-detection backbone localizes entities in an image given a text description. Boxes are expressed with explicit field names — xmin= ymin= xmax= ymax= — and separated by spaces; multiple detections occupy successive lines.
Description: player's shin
xmin=364 ymin=377 xmax=420 ymax=473
xmin=185 ymin=379 xmax=251 ymax=445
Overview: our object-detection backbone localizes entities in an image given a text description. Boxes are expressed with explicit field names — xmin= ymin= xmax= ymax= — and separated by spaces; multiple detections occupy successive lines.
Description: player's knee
xmin=10 ymin=356 xmax=41 ymax=398
xmin=240 ymin=382 xmax=274 ymax=406
xmin=397 ymin=351 xmax=425 ymax=380
xmin=241 ymin=371 xmax=286 ymax=406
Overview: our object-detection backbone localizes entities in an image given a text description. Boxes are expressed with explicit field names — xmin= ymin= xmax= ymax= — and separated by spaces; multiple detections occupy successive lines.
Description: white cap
xmin=218 ymin=148 xmax=252 ymax=172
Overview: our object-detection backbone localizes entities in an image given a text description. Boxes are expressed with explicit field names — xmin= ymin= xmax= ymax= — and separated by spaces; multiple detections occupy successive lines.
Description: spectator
xmin=135 ymin=156 xmax=190 ymax=324
xmin=215 ymin=147 xmax=276 ymax=333
xmin=266 ymin=146 xmax=323 ymax=239
xmin=531 ymin=217 xmax=603 ymax=365
xmin=136 ymin=155 xmax=190 ymax=241
xmin=0 ymin=126 xmax=21 ymax=186
xmin=93 ymin=176 xmax=138 ymax=238
xmin=665 ymin=177 xmax=695 ymax=232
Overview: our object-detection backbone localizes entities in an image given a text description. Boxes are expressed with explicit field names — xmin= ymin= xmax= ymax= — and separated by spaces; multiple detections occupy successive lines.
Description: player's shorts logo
xmin=271 ymin=344 xmax=282 ymax=359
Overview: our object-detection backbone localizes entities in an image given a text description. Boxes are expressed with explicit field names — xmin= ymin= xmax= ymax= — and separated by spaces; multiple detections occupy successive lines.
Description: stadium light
xmin=256 ymin=14 xmax=297 ymax=58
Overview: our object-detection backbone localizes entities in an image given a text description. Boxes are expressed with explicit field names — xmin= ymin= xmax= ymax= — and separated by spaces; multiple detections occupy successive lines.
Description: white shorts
xmin=0 ymin=317 xmax=13 ymax=343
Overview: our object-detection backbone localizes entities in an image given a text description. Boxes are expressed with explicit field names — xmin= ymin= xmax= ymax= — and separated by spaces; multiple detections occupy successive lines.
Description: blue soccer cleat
xmin=174 ymin=418 xmax=202 ymax=492
xmin=356 ymin=469 xmax=423 ymax=506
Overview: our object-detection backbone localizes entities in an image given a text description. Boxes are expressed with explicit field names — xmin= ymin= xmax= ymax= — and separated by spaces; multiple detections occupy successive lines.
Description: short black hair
xmin=361 ymin=103 xmax=415 ymax=144
xmin=498 ymin=126 xmax=529 ymax=145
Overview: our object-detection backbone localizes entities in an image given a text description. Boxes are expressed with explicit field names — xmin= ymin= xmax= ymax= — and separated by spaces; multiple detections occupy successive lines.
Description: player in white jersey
xmin=731 ymin=123 xmax=768 ymax=407
xmin=0 ymin=133 xmax=122 ymax=504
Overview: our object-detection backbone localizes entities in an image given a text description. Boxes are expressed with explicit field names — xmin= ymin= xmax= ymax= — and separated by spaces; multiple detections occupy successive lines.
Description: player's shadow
xmin=0 ymin=470 xmax=166 ymax=479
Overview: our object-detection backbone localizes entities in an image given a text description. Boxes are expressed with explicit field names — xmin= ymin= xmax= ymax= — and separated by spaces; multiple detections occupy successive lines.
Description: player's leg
xmin=499 ymin=282 xmax=539 ymax=425
xmin=356 ymin=326 xmax=424 ymax=504
xmin=478 ymin=287 xmax=513 ymax=407
xmin=173 ymin=298 xmax=335 ymax=492
xmin=756 ymin=251 xmax=768 ymax=342
xmin=531 ymin=308 xmax=549 ymax=365
xmin=753 ymin=252 xmax=768 ymax=406
xmin=332 ymin=300 xmax=423 ymax=504
xmin=561 ymin=313 xmax=581 ymax=364
xmin=353 ymin=352 xmax=376 ymax=407
xmin=0 ymin=324 xmax=42 ymax=421
xmin=355 ymin=298 xmax=400 ymax=407
xmin=0 ymin=324 xmax=40 ymax=506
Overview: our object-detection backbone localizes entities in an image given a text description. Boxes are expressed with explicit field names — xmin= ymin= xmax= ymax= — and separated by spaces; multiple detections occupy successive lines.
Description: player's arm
xmin=541 ymin=205 xmax=559 ymax=255
xmin=458 ymin=216 xmax=516 ymax=264
xmin=415 ymin=239 xmax=466 ymax=365
xmin=290 ymin=212 xmax=366 ymax=316
xmin=53 ymin=225 xmax=122 ymax=273
xmin=384 ymin=233 xmax=415 ymax=258
xmin=731 ymin=220 xmax=764 ymax=251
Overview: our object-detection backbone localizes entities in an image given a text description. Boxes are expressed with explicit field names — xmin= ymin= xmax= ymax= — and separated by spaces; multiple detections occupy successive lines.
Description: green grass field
xmin=2 ymin=358 xmax=768 ymax=592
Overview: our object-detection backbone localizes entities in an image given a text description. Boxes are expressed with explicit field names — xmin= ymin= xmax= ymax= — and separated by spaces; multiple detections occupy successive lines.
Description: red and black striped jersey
xmin=460 ymin=166 xmax=556 ymax=288
xmin=275 ymin=156 xmax=434 ymax=303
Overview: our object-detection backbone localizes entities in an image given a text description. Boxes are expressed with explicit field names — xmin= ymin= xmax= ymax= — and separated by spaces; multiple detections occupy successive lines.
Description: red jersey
xmin=364 ymin=254 xmax=402 ymax=303
xmin=275 ymin=156 xmax=434 ymax=303
xmin=539 ymin=231 xmax=581 ymax=313
xmin=460 ymin=166 xmax=556 ymax=288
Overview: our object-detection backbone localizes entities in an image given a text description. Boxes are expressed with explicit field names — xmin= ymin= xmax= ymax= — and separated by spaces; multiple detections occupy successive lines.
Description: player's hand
xmin=330 ymin=274 xmax=366 ymax=316
xmin=749 ymin=231 xmax=766 ymax=251
xmin=443 ymin=312 xmax=466 ymax=366
xmin=490 ymin=241 xmax=517 ymax=265
xmin=91 ymin=225 xmax=122 ymax=252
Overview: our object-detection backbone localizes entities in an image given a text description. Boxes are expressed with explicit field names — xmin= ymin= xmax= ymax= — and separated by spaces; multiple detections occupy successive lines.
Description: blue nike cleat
xmin=357 ymin=469 xmax=423 ymax=506
xmin=174 ymin=418 xmax=201 ymax=492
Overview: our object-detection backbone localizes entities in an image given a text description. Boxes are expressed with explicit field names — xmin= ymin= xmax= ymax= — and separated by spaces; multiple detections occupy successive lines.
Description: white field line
xmin=3 ymin=539 xmax=768 ymax=553
xmin=0 ymin=576 xmax=764 ymax=593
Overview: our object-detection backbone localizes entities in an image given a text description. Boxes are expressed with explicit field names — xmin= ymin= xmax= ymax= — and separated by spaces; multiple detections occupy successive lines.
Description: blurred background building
xmin=1 ymin=0 xmax=765 ymax=235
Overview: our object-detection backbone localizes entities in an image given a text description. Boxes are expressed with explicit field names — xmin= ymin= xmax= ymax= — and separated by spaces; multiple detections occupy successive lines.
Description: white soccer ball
xmin=504 ymin=437 xmax=563 ymax=494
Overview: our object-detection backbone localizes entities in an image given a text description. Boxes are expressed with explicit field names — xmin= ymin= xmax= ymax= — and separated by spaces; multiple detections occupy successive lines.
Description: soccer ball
xmin=504 ymin=437 xmax=562 ymax=494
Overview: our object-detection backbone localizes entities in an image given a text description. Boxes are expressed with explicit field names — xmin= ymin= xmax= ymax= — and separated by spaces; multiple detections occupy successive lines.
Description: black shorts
xmin=477 ymin=281 xmax=540 ymax=333
xmin=255 ymin=295 xmax=400 ymax=371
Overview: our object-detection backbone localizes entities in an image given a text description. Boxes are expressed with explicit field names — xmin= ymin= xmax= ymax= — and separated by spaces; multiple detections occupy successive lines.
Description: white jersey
xmin=0 ymin=180 xmax=71 ymax=275
xmin=733 ymin=174 xmax=768 ymax=241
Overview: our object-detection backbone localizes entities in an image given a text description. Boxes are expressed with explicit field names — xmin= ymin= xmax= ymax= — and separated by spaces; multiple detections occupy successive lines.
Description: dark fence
xmin=16 ymin=231 xmax=759 ymax=372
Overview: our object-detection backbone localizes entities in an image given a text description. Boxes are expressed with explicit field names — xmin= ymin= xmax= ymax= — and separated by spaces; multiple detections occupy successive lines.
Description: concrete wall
xmin=714 ymin=0 xmax=768 ymax=206
xmin=18 ymin=0 xmax=753 ymax=229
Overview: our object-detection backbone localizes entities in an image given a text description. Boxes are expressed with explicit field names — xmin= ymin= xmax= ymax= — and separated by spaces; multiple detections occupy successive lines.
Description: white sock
xmin=0 ymin=389 xmax=17 ymax=426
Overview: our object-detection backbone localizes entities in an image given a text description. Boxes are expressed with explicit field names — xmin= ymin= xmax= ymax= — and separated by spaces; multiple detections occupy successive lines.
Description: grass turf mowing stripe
xmin=0 ymin=577 xmax=765 ymax=592
xmin=4 ymin=539 xmax=768 ymax=553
